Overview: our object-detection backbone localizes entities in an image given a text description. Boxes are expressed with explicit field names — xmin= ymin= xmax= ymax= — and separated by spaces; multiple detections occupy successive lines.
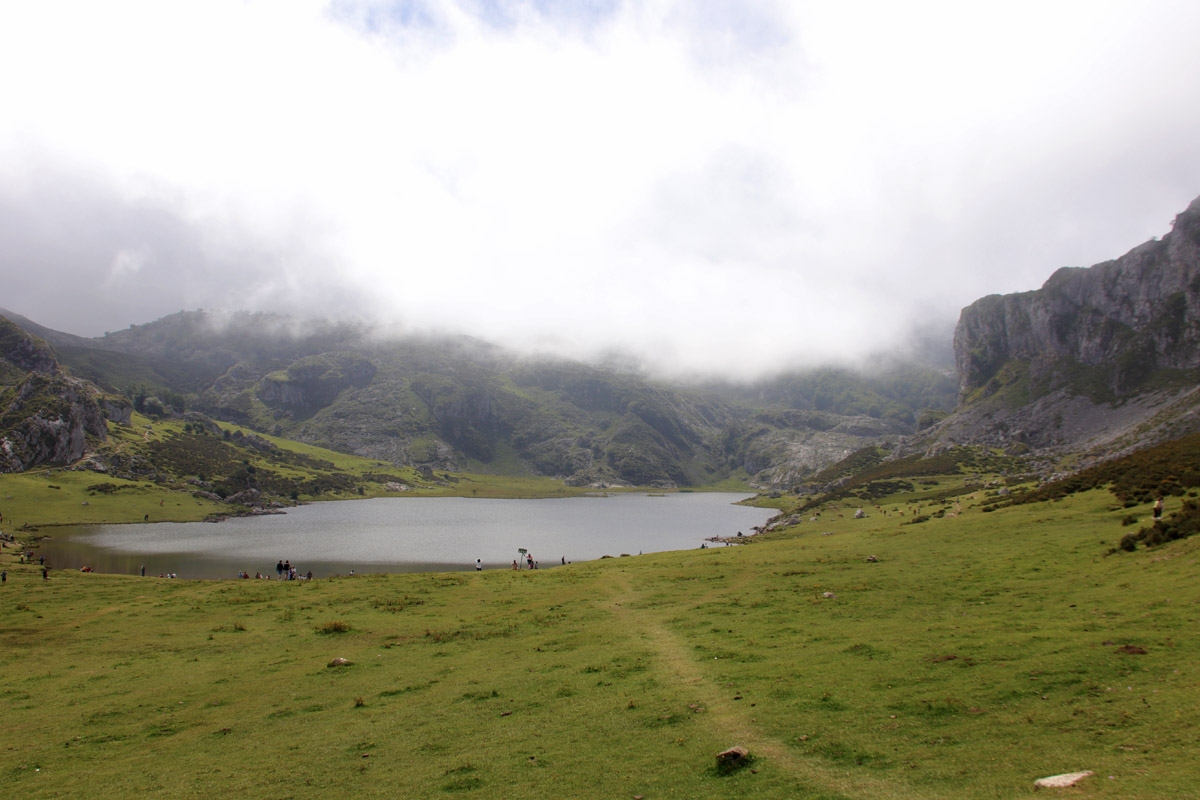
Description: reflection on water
xmin=34 ymin=493 xmax=774 ymax=579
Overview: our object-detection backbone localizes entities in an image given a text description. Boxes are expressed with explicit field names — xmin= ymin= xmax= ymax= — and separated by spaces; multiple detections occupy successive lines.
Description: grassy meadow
xmin=1 ymin=480 xmax=1198 ymax=798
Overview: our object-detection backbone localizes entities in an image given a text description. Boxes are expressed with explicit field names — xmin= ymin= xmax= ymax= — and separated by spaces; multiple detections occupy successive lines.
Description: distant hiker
xmin=140 ymin=564 xmax=146 ymax=577
xmin=42 ymin=567 xmax=48 ymax=581
xmin=561 ymin=556 xmax=565 ymax=565
xmin=1 ymin=570 xmax=6 ymax=583
xmin=1154 ymin=496 xmax=1164 ymax=520
xmin=38 ymin=555 xmax=44 ymax=565
xmin=276 ymin=560 xmax=284 ymax=579
xmin=476 ymin=558 xmax=482 ymax=571
xmin=511 ymin=560 xmax=518 ymax=570
xmin=306 ymin=571 xmax=313 ymax=580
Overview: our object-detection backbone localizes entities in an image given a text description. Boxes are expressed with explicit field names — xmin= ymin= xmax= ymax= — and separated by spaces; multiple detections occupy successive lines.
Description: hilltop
xmin=0 ymin=308 xmax=955 ymax=499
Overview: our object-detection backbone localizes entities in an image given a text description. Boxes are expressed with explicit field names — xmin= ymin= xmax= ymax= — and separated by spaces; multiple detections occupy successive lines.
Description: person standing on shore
xmin=475 ymin=558 xmax=482 ymax=571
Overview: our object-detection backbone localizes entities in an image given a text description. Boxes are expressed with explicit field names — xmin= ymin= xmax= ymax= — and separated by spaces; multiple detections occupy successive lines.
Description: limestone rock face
xmin=955 ymin=195 xmax=1200 ymax=399
xmin=257 ymin=352 xmax=377 ymax=409
xmin=99 ymin=396 xmax=133 ymax=425
xmin=0 ymin=373 xmax=110 ymax=472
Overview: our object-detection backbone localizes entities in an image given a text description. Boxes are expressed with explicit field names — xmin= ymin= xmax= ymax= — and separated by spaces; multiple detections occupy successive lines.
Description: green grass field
xmin=1 ymin=482 xmax=1197 ymax=798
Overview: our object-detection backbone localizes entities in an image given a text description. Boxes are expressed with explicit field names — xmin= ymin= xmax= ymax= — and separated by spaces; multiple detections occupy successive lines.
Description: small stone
xmin=1034 ymin=770 xmax=1093 ymax=788
xmin=716 ymin=746 xmax=750 ymax=773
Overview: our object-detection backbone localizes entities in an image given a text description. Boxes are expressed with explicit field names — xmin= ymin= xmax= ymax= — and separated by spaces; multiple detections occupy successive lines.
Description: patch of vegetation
xmin=1116 ymin=499 xmax=1200 ymax=551
xmin=1001 ymin=431 xmax=1200 ymax=508
xmin=793 ymin=445 xmax=1023 ymax=511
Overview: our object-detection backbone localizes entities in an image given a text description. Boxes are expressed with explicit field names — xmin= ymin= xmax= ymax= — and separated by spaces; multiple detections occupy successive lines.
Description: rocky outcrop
xmin=99 ymin=396 xmax=133 ymax=425
xmin=256 ymin=352 xmax=376 ymax=410
xmin=955 ymin=195 xmax=1200 ymax=401
xmin=921 ymin=194 xmax=1200 ymax=459
xmin=0 ymin=317 xmax=120 ymax=472
xmin=0 ymin=373 xmax=110 ymax=472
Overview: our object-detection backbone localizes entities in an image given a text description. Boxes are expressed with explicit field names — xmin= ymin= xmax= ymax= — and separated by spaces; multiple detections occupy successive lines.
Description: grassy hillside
xmin=5 ymin=309 xmax=956 ymax=488
xmin=1 ymin=478 xmax=1196 ymax=798
xmin=0 ymin=413 xmax=595 ymax=532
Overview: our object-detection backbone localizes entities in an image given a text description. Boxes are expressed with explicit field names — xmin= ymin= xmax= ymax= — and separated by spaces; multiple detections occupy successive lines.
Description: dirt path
xmin=601 ymin=571 xmax=921 ymax=800
xmin=607 ymin=574 xmax=791 ymax=755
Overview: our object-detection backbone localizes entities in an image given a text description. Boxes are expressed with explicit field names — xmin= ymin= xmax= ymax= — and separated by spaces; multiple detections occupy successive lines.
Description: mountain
xmin=921 ymin=193 xmax=1200 ymax=463
xmin=0 ymin=309 xmax=955 ymax=488
xmin=16 ymin=194 xmax=1199 ymax=490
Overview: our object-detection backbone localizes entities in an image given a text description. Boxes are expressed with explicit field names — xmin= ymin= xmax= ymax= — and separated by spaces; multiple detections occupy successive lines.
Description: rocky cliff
xmin=955 ymin=195 xmax=1200 ymax=400
xmin=0 ymin=372 xmax=113 ymax=472
xmin=0 ymin=315 xmax=134 ymax=473
xmin=935 ymin=194 xmax=1200 ymax=458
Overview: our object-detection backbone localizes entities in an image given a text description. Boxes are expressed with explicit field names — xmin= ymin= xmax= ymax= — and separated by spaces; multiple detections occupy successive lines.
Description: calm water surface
xmin=36 ymin=493 xmax=774 ymax=579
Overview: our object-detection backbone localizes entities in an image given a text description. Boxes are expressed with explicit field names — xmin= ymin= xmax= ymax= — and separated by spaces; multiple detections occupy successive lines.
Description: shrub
xmin=1114 ymin=499 xmax=1200 ymax=551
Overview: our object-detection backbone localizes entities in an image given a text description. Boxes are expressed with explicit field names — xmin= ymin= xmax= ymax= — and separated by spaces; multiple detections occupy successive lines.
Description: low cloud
xmin=2 ymin=1 xmax=1199 ymax=378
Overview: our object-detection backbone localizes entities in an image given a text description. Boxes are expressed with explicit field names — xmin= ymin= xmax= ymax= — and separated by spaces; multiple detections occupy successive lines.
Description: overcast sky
xmin=2 ymin=1 xmax=1199 ymax=379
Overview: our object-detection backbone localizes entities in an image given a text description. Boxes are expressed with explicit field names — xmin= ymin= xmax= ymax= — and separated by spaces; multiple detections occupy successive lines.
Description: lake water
xmin=33 ymin=493 xmax=774 ymax=579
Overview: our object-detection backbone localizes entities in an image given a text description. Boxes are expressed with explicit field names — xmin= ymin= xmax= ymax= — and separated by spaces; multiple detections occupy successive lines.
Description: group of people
xmin=508 ymin=553 xmax=544 ymax=570
xmin=274 ymin=560 xmax=313 ymax=580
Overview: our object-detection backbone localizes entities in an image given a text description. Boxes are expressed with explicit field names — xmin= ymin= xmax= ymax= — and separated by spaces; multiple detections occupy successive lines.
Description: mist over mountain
xmin=5 ymin=193 xmax=1200 ymax=496
xmin=0 ymin=303 xmax=957 ymax=488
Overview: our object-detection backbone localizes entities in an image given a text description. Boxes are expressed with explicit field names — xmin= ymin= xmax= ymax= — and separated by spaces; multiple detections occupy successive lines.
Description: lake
xmin=33 ymin=492 xmax=775 ymax=579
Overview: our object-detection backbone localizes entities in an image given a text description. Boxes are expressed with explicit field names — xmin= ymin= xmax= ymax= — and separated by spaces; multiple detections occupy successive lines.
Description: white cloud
xmin=1 ymin=0 xmax=1199 ymax=378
